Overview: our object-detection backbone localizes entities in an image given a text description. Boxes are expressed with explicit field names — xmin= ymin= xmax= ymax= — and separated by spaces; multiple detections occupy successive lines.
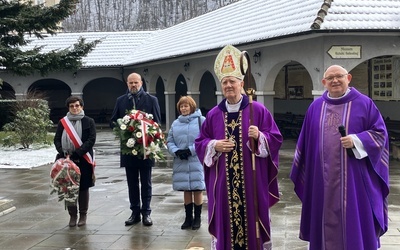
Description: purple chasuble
xmin=290 ymin=88 xmax=389 ymax=250
xmin=195 ymin=95 xmax=283 ymax=250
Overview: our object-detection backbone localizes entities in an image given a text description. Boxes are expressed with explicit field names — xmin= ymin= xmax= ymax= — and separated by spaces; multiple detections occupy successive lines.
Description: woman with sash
xmin=54 ymin=96 xmax=96 ymax=227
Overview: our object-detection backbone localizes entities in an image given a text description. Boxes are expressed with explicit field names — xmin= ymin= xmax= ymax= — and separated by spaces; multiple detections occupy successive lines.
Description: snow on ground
xmin=0 ymin=145 xmax=56 ymax=169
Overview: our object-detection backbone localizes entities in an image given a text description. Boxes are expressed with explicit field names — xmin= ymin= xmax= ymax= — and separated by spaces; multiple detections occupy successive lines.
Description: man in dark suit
xmin=110 ymin=72 xmax=161 ymax=226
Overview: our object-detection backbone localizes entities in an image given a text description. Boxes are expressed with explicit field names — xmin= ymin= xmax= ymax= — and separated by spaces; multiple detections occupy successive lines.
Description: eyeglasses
xmin=69 ymin=104 xmax=81 ymax=108
xmin=324 ymin=74 xmax=348 ymax=82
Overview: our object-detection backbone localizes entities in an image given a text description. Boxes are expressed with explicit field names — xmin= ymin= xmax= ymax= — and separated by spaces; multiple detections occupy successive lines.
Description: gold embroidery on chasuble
xmin=225 ymin=111 xmax=248 ymax=249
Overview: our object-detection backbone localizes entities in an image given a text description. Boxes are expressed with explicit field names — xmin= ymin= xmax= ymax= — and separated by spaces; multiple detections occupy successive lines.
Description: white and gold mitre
xmin=214 ymin=44 xmax=248 ymax=82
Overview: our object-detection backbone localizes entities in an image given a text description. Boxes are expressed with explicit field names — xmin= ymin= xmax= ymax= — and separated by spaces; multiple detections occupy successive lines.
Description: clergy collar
xmin=226 ymin=97 xmax=242 ymax=112
xmin=327 ymin=87 xmax=351 ymax=99
xmin=218 ymin=95 xmax=249 ymax=112
xmin=323 ymin=87 xmax=361 ymax=105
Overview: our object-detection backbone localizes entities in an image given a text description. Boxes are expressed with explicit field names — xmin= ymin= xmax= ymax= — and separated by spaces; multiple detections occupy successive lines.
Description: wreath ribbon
xmin=130 ymin=111 xmax=159 ymax=159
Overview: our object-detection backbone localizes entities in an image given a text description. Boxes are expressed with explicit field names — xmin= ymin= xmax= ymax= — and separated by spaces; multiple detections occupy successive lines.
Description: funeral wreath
xmin=113 ymin=109 xmax=166 ymax=162
xmin=50 ymin=156 xmax=81 ymax=207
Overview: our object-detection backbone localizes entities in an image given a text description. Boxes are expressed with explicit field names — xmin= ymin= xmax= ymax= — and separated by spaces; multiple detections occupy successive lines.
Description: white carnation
xmin=126 ymin=138 xmax=135 ymax=148
xmin=122 ymin=115 xmax=130 ymax=124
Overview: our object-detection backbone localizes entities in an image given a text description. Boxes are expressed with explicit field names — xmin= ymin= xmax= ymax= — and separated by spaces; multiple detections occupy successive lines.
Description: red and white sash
xmin=61 ymin=116 xmax=95 ymax=167
xmin=141 ymin=119 xmax=152 ymax=159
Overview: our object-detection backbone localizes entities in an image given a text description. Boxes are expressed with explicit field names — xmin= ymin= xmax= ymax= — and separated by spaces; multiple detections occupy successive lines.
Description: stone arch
xmin=175 ymin=74 xmax=188 ymax=118
xmin=155 ymin=76 xmax=166 ymax=124
xmin=82 ymin=77 xmax=125 ymax=123
xmin=28 ymin=79 xmax=71 ymax=123
xmin=272 ymin=61 xmax=313 ymax=115
xmin=0 ymin=82 xmax=16 ymax=99
xmin=163 ymin=66 xmax=183 ymax=92
xmin=198 ymin=71 xmax=217 ymax=116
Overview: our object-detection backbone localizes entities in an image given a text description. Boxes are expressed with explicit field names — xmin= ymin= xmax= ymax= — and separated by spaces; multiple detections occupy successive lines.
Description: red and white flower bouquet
xmin=113 ymin=109 xmax=166 ymax=162
xmin=50 ymin=156 xmax=81 ymax=206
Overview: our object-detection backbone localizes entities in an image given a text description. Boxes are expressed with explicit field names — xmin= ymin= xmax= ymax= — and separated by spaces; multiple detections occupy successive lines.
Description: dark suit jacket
xmin=110 ymin=91 xmax=162 ymax=168
xmin=110 ymin=91 xmax=161 ymax=127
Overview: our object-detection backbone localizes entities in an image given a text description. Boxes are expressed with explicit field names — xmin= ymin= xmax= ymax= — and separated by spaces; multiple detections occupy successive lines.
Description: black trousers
xmin=123 ymin=155 xmax=153 ymax=215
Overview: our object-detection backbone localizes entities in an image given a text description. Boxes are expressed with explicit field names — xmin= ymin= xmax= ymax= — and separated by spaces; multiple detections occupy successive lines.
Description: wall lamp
xmin=143 ymin=68 xmax=148 ymax=76
xmin=253 ymin=51 xmax=261 ymax=64
xmin=184 ymin=62 xmax=190 ymax=71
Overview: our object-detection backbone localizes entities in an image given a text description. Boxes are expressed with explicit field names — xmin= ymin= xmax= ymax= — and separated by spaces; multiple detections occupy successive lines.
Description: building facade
xmin=1 ymin=0 xmax=399 ymax=131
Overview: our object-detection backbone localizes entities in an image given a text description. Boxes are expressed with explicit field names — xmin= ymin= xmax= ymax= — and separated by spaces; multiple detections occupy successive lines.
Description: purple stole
xmin=225 ymin=110 xmax=247 ymax=249
xmin=195 ymin=95 xmax=282 ymax=250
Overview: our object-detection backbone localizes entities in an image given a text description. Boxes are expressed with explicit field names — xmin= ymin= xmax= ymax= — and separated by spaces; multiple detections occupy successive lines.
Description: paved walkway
xmin=0 ymin=130 xmax=399 ymax=250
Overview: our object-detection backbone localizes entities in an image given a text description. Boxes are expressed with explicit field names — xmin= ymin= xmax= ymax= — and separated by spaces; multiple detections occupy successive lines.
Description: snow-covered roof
xmin=322 ymin=0 xmax=400 ymax=30
xmin=124 ymin=0 xmax=322 ymax=65
xmin=24 ymin=31 xmax=156 ymax=67
xmin=22 ymin=0 xmax=400 ymax=68
xmin=125 ymin=0 xmax=400 ymax=65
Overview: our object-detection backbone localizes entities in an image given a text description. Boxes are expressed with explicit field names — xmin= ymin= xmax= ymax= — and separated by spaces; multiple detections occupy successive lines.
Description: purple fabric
xmin=195 ymin=95 xmax=282 ymax=249
xmin=290 ymin=88 xmax=389 ymax=250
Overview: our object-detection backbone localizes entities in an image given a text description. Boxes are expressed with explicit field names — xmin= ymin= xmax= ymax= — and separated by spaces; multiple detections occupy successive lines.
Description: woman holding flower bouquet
xmin=167 ymin=96 xmax=206 ymax=230
xmin=54 ymin=96 xmax=96 ymax=227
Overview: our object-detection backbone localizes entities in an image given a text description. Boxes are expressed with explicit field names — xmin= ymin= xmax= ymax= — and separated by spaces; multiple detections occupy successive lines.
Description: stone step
xmin=0 ymin=199 xmax=16 ymax=216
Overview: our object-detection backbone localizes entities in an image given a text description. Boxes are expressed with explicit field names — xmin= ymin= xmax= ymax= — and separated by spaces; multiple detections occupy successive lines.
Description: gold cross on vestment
xmin=227 ymin=118 xmax=240 ymax=130
xmin=226 ymin=113 xmax=241 ymax=144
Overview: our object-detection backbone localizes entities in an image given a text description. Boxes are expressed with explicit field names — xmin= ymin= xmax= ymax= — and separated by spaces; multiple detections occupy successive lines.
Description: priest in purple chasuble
xmin=290 ymin=65 xmax=389 ymax=250
xmin=195 ymin=45 xmax=283 ymax=250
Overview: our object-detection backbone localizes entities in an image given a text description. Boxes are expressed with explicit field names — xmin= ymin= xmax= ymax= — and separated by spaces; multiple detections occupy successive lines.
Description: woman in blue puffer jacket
xmin=167 ymin=96 xmax=206 ymax=230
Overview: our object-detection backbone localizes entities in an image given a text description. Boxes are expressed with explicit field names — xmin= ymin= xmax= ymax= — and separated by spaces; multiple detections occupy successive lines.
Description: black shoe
xmin=125 ymin=213 xmax=141 ymax=226
xmin=142 ymin=215 xmax=153 ymax=226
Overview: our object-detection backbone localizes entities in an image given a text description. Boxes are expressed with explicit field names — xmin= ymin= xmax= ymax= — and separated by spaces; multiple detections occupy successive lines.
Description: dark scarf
xmin=127 ymin=87 xmax=144 ymax=109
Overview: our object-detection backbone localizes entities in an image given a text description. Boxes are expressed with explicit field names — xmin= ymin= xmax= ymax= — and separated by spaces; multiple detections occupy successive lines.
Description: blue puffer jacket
xmin=167 ymin=109 xmax=206 ymax=191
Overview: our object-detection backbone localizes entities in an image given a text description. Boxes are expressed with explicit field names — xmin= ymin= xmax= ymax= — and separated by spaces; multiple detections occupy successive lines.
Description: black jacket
xmin=110 ymin=91 xmax=161 ymax=128
xmin=54 ymin=116 xmax=96 ymax=159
